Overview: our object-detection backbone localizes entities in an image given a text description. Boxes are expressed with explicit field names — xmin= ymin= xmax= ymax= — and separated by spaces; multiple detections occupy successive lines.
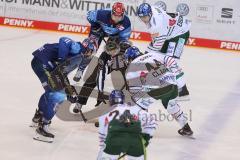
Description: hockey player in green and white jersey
xmin=137 ymin=3 xmax=191 ymax=100
xmin=125 ymin=46 xmax=193 ymax=137
xmin=97 ymin=90 xmax=156 ymax=160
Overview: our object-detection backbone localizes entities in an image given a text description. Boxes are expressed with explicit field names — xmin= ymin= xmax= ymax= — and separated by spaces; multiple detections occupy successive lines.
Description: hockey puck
xmin=94 ymin=122 xmax=99 ymax=127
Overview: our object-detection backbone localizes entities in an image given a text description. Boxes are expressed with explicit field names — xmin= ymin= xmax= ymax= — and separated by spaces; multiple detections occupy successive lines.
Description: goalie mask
xmin=105 ymin=41 xmax=120 ymax=57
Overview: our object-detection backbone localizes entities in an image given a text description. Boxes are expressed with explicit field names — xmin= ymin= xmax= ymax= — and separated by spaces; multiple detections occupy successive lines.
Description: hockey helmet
xmin=109 ymin=90 xmax=125 ymax=105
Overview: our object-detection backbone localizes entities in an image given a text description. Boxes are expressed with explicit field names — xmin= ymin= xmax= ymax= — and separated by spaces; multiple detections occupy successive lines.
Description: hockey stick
xmin=53 ymin=62 xmax=88 ymax=122
xmin=71 ymin=86 xmax=88 ymax=122
xmin=118 ymin=153 xmax=127 ymax=160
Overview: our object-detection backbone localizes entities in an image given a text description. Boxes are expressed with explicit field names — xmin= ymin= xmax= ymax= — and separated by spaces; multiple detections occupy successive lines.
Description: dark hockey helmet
xmin=109 ymin=90 xmax=125 ymax=105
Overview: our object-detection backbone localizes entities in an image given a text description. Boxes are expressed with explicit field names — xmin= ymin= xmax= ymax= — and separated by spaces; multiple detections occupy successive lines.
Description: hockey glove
xmin=141 ymin=133 xmax=152 ymax=147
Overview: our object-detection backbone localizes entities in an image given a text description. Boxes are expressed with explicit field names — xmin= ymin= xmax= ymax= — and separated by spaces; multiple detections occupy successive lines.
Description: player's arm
xmin=87 ymin=10 xmax=98 ymax=25
xmin=58 ymin=37 xmax=74 ymax=61
xmin=146 ymin=17 xmax=167 ymax=53
xmin=73 ymin=56 xmax=91 ymax=82
xmin=139 ymin=110 xmax=157 ymax=146
xmin=98 ymin=114 xmax=108 ymax=148
xmin=97 ymin=111 xmax=115 ymax=159
xmin=146 ymin=31 xmax=167 ymax=53
xmin=163 ymin=55 xmax=182 ymax=75
xmin=87 ymin=10 xmax=103 ymax=37
xmin=118 ymin=18 xmax=132 ymax=42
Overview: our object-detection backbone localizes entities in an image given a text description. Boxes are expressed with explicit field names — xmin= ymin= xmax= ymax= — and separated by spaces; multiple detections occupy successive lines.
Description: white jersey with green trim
xmin=126 ymin=52 xmax=182 ymax=90
xmin=146 ymin=7 xmax=191 ymax=52
xmin=98 ymin=103 xmax=156 ymax=148
xmin=125 ymin=52 xmax=182 ymax=109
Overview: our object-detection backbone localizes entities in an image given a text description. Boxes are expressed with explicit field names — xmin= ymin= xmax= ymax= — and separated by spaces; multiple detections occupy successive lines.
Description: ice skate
xmin=33 ymin=121 xmax=54 ymax=143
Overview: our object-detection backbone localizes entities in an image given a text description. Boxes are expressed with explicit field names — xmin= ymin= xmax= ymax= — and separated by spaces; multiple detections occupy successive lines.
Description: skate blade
xmin=181 ymin=134 xmax=196 ymax=140
xmin=33 ymin=134 xmax=53 ymax=143
xmin=29 ymin=122 xmax=38 ymax=128
xmin=176 ymin=95 xmax=190 ymax=102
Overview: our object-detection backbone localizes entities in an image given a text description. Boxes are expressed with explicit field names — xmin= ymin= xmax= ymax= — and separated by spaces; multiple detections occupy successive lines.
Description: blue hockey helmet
xmin=137 ymin=3 xmax=152 ymax=23
xmin=124 ymin=46 xmax=141 ymax=63
xmin=109 ymin=90 xmax=125 ymax=105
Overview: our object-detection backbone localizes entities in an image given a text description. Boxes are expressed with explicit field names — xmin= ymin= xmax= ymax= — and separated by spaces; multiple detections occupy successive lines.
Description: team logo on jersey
xmin=104 ymin=117 xmax=109 ymax=127
xmin=140 ymin=71 xmax=148 ymax=85
xmin=176 ymin=3 xmax=190 ymax=16
xmin=116 ymin=24 xmax=125 ymax=30
xmin=133 ymin=114 xmax=139 ymax=121
xmin=169 ymin=19 xmax=176 ymax=26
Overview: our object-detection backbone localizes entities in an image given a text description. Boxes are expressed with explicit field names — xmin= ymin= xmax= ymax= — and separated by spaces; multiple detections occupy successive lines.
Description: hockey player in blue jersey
xmin=73 ymin=2 xmax=132 ymax=112
xmin=74 ymin=2 xmax=131 ymax=81
xmin=87 ymin=1 xmax=131 ymax=47
xmin=30 ymin=37 xmax=96 ymax=143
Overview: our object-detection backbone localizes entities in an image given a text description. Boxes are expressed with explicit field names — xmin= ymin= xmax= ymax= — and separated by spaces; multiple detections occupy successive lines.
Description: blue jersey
xmin=87 ymin=10 xmax=131 ymax=41
xmin=33 ymin=37 xmax=87 ymax=69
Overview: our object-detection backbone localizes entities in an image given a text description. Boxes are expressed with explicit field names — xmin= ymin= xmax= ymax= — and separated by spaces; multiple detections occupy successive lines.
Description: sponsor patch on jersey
xmin=104 ymin=117 xmax=109 ymax=127
xmin=116 ymin=24 xmax=125 ymax=30
xmin=169 ymin=19 xmax=176 ymax=26
xmin=139 ymin=55 xmax=152 ymax=61
xmin=150 ymin=33 xmax=160 ymax=39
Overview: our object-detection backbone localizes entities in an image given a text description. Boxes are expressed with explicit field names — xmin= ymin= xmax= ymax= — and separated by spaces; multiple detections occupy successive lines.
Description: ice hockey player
xmin=73 ymin=24 xmax=132 ymax=113
xmin=124 ymin=46 xmax=193 ymax=137
xmin=87 ymin=2 xmax=131 ymax=48
xmin=97 ymin=90 xmax=156 ymax=160
xmin=30 ymin=37 xmax=96 ymax=143
xmin=73 ymin=2 xmax=131 ymax=112
xmin=137 ymin=3 xmax=191 ymax=100
xmin=73 ymin=2 xmax=131 ymax=81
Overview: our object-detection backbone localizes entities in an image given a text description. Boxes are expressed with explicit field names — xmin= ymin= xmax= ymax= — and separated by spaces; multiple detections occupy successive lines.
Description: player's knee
xmin=166 ymin=99 xmax=179 ymax=114
xmin=48 ymin=91 xmax=66 ymax=104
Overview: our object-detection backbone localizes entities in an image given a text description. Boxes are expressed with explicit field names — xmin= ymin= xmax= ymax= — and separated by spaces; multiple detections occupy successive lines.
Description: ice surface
xmin=0 ymin=27 xmax=240 ymax=160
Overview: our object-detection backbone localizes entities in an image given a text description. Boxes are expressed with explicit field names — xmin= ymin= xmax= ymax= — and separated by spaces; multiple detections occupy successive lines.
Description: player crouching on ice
xmin=124 ymin=46 xmax=193 ymax=137
xmin=97 ymin=90 xmax=156 ymax=160
xmin=30 ymin=37 xmax=96 ymax=143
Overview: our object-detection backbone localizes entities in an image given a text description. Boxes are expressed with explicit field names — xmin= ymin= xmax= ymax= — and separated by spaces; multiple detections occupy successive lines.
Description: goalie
xmin=73 ymin=39 xmax=132 ymax=113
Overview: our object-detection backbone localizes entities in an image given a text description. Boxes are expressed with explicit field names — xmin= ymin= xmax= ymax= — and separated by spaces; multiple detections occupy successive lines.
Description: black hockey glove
xmin=91 ymin=26 xmax=105 ymax=38
xmin=67 ymin=95 xmax=78 ymax=103
xmin=141 ymin=133 xmax=152 ymax=147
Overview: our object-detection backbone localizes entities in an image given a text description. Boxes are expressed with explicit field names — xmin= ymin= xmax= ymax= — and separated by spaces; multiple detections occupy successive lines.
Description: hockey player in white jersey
xmin=97 ymin=90 xmax=156 ymax=160
xmin=124 ymin=46 xmax=193 ymax=137
xmin=137 ymin=3 xmax=191 ymax=100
